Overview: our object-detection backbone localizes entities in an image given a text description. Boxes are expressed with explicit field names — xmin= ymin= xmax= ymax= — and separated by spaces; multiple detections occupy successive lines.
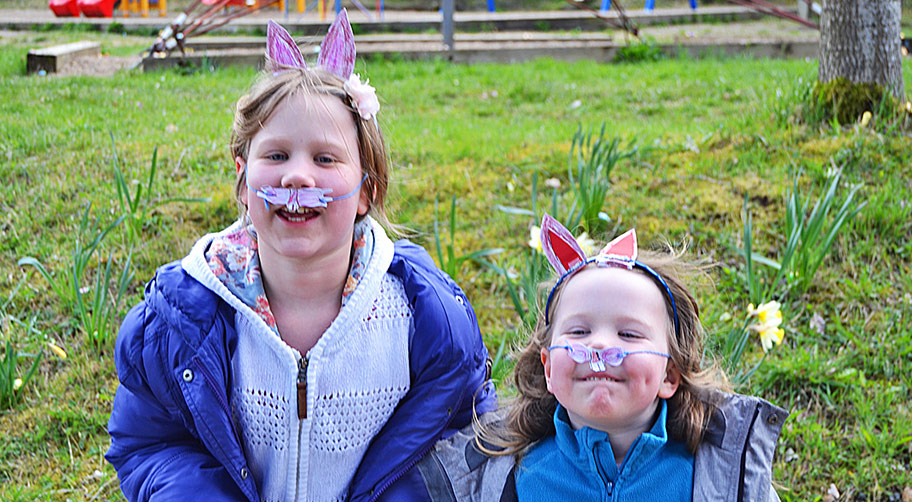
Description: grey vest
xmin=417 ymin=393 xmax=787 ymax=502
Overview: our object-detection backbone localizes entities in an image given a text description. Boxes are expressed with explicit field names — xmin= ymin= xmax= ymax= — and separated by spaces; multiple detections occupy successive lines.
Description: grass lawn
xmin=1 ymin=31 xmax=911 ymax=501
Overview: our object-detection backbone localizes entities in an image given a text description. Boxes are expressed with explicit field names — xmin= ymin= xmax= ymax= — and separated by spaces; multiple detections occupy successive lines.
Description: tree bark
xmin=818 ymin=0 xmax=904 ymax=100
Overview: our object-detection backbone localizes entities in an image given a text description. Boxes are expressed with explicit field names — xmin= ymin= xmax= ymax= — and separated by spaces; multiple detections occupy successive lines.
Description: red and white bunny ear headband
xmin=540 ymin=213 xmax=679 ymax=334
xmin=265 ymin=10 xmax=380 ymax=121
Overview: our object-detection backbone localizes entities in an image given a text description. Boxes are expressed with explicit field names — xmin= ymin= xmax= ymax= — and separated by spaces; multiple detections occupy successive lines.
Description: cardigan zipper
xmin=294 ymin=352 xmax=310 ymax=501
xmin=297 ymin=354 xmax=309 ymax=419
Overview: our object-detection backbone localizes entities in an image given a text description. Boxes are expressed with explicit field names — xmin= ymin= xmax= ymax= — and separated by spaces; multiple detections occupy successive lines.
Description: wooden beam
xmin=27 ymin=41 xmax=101 ymax=74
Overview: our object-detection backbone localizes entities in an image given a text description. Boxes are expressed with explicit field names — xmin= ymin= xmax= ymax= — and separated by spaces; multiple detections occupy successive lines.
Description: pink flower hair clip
xmin=265 ymin=10 xmax=380 ymax=122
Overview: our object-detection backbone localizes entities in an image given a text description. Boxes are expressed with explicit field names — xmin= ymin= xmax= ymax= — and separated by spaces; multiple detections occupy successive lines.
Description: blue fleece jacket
xmin=516 ymin=401 xmax=693 ymax=502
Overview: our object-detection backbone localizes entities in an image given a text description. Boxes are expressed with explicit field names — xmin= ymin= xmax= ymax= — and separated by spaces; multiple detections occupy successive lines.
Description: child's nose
xmin=587 ymin=330 xmax=619 ymax=349
xmin=281 ymin=160 xmax=318 ymax=188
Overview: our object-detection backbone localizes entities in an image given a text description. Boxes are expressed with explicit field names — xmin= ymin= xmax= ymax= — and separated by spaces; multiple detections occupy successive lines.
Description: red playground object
xmin=48 ymin=0 xmax=80 ymax=17
xmin=77 ymin=0 xmax=117 ymax=17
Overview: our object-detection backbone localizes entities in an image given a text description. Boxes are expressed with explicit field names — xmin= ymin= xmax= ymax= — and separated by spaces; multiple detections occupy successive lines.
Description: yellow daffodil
xmin=12 ymin=378 xmax=23 ymax=391
xmin=860 ymin=111 xmax=872 ymax=127
xmin=48 ymin=341 xmax=67 ymax=359
xmin=576 ymin=232 xmax=596 ymax=257
xmin=528 ymin=225 xmax=543 ymax=254
xmin=757 ymin=326 xmax=785 ymax=352
xmin=747 ymin=301 xmax=785 ymax=352
xmin=747 ymin=301 xmax=781 ymax=323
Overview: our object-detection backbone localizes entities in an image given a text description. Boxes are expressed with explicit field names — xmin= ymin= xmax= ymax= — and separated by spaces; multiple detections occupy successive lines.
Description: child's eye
xmin=619 ymin=331 xmax=641 ymax=339
xmin=565 ymin=328 xmax=589 ymax=337
xmin=315 ymin=154 xmax=337 ymax=164
xmin=265 ymin=152 xmax=288 ymax=161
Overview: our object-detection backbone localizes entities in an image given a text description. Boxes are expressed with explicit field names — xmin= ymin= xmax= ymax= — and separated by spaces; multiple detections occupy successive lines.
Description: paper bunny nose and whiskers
xmin=246 ymin=170 xmax=367 ymax=211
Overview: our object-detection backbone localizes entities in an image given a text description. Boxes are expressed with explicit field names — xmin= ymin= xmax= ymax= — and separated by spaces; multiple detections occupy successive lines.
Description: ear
xmin=598 ymin=228 xmax=638 ymax=262
xmin=236 ymin=156 xmax=249 ymax=200
xmin=540 ymin=213 xmax=587 ymax=275
xmin=318 ymin=8 xmax=356 ymax=79
xmin=266 ymin=20 xmax=306 ymax=72
xmin=357 ymin=177 xmax=371 ymax=216
xmin=658 ymin=361 xmax=681 ymax=399
xmin=541 ymin=347 xmax=555 ymax=394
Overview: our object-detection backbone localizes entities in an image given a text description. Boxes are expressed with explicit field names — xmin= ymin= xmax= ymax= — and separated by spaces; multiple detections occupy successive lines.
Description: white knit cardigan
xmin=182 ymin=217 xmax=412 ymax=502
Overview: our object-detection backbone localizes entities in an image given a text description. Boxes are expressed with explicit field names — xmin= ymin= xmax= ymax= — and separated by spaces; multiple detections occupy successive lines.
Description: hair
xmin=229 ymin=66 xmax=391 ymax=229
xmin=479 ymin=248 xmax=730 ymax=458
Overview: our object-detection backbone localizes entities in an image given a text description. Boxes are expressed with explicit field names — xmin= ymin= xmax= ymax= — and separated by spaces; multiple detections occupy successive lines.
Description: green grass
xmin=1 ymin=35 xmax=912 ymax=500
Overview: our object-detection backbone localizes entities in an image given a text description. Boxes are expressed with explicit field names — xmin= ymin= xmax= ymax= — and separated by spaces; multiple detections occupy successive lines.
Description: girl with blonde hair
xmin=106 ymin=12 xmax=495 ymax=502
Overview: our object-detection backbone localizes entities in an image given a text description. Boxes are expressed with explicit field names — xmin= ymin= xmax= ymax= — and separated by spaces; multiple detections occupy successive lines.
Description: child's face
xmin=541 ymin=266 xmax=680 ymax=434
xmin=237 ymin=92 xmax=368 ymax=265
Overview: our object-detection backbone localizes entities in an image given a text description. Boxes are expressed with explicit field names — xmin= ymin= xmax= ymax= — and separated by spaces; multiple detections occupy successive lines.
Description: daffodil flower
xmin=757 ymin=326 xmax=785 ymax=352
xmin=860 ymin=111 xmax=872 ymax=127
xmin=48 ymin=341 xmax=67 ymax=359
xmin=747 ymin=301 xmax=785 ymax=352
xmin=576 ymin=232 xmax=596 ymax=257
xmin=529 ymin=225 xmax=543 ymax=253
xmin=747 ymin=301 xmax=782 ymax=324
xmin=12 ymin=378 xmax=23 ymax=391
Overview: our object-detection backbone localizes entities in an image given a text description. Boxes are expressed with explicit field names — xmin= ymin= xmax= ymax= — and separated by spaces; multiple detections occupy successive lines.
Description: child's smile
xmin=541 ymin=266 xmax=681 ymax=436
xmin=278 ymin=206 xmax=320 ymax=223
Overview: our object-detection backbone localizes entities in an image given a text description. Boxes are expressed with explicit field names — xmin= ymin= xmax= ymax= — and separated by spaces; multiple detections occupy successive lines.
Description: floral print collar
xmin=205 ymin=219 xmax=374 ymax=335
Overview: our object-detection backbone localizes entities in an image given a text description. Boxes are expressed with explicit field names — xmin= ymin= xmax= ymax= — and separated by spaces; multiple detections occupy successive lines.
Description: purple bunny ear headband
xmin=266 ymin=10 xmax=380 ymax=121
xmin=539 ymin=213 xmax=679 ymax=335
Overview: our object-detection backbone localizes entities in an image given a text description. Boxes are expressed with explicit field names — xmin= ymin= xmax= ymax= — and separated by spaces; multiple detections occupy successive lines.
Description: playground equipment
xmin=78 ymin=0 xmax=119 ymax=17
xmin=601 ymin=0 xmax=697 ymax=12
xmin=121 ymin=0 xmax=168 ymax=17
xmin=48 ymin=0 xmax=80 ymax=17
xmin=582 ymin=0 xmax=817 ymax=35
xmin=148 ymin=0 xmax=386 ymax=56
xmin=724 ymin=0 xmax=818 ymax=28
xmin=49 ymin=0 xmax=167 ymax=17
xmin=148 ymin=0 xmax=282 ymax=54
xmin=309 ymin=0 xmax=385 ymax=21
xmin=563 ymin=0 xmax=639 ymax=36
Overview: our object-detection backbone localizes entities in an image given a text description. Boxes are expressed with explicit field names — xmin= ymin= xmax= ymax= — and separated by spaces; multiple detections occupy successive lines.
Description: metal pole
xmin=442 ymin=0 xmax=454 ymax=52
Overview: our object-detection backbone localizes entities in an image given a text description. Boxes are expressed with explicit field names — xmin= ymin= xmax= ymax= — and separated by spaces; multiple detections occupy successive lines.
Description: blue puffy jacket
xmin=106 ymin=240 xmax=497 ymax=501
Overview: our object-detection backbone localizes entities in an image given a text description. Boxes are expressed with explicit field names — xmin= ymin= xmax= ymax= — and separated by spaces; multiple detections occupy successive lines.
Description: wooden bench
xmin=27 ymin=41 xmax=101 ymax=74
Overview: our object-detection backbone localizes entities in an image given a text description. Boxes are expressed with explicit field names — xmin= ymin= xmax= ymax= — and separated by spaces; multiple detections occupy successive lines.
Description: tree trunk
xmin=818 ymin=0 xmax=904 ymax=100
